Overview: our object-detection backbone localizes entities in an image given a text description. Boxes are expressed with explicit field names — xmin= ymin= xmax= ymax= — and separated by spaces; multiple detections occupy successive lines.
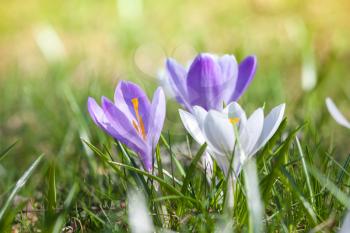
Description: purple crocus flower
xmin=165 ymin=53 xmax=257 ymax=111
xmin=87 ymin=81 xmax=166 ymax=172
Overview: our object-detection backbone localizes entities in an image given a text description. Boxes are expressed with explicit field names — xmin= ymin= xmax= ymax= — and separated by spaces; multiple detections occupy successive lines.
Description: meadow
xmin=1 ymin=0 xmax=350 ymax=232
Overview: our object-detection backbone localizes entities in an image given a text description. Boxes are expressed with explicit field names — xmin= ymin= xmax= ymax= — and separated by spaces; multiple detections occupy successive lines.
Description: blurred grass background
xmin=1 ymin=0 xmax=350 ymax=230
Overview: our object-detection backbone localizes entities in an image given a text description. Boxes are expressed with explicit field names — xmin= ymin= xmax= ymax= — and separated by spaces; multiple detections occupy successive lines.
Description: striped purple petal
xmin=114 ymin=81 xmax=151 ymax=133
xmin=229 ymin=55 xmax=257 ymax=101
xmin=186 ymin=54 xmax=225 ymax=110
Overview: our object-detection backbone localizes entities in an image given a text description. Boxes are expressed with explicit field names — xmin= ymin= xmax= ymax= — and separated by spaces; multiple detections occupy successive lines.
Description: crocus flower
xmin=87 ymin=81 xmax=166 ymax=172
xmin=166 ymin=53 xmax=257 ymax=111
xmin=179 ymin=102 xmax=285 ymax=176
xmin=325 ymin=97 xmax=350 ymax=129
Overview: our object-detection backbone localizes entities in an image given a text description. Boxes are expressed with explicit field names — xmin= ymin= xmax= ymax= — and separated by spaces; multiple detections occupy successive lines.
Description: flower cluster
xmin=88 ymin=53 xmax=286 ymax=177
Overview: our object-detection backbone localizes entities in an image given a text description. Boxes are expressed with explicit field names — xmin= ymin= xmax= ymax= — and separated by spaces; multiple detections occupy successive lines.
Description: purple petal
xmin=166 ymin=58 xmax=193 ymax=111
xmin=230 ymin=55 xmax=257 ymax=101
xmin=87 ymin=97 xmax=107 ymax=129
xmin=114 ymin=81 xmax=151 ymax=132
xmin=88 ymin=97 xmax=134 ymax=148
xmin=186 ymin=53 xmax=224 ymax=110
xmin=101 ymin=97 xmax=152 ymax=171
xmin=218 ymin=55 xmax=239 ymax=103
xmin=218 ymin=55 xmax=238 ymax=83
xmin=147 ymin=87 xmax=166 ymax=150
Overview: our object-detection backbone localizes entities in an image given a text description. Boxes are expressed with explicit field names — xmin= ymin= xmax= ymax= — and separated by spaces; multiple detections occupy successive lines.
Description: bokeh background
xmin=1 ymin=0 xmax=350 ymax=215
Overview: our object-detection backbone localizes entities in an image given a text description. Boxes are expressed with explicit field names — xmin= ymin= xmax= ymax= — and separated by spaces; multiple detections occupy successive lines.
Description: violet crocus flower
xmin=165 ymin=53 xmax=257 ymax=111
xmin=87 ymin=81 xmax=166 ymax=172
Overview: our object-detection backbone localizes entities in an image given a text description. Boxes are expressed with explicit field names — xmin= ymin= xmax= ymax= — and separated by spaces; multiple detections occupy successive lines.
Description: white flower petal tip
xmin=325 ymin=97 xmax=350 ymax=129
xmin=192 ymin=105 xmax=208 ymax=128
xmin=240 ymin=108 xmax=264 ymax=156
xmin=128 ymin=190 xmax=154 ymax=233
xmin=250 ymin=103 xmax=286 ymax=156
xmin=179 ymin=109 xmax=206 ymax=144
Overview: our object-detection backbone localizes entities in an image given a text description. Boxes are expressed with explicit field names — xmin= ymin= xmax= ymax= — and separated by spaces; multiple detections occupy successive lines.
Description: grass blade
xmin=295 ymin=136 xmax=314 ymax=205
xmin=0 ymin=154 xmax=44 ymax=221
xmin=308 ymin=164 xmax=350 ymax=208
xmin=160 ymin=134 xmax=186 ymax=177
xmin=0 ymin=141 xmax=18 ymax=163
xmin=180 ymin=143 xmax=207 ymax=194
xmin=47 ymin=163 xmax=57 ymax=218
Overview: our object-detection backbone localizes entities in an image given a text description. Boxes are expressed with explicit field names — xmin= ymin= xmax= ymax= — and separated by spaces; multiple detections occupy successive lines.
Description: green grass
xmin=1 ymin=0 xmax=350 ymax=232
xmin=0 ymin=62 xmax=349 ymax=232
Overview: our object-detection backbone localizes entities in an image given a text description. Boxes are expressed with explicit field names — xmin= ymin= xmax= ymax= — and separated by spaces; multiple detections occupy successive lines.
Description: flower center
xmin=229 ymin=117 xmax=240 ymax=125
xmin=131 ymin=98 xmax=146 ymax=140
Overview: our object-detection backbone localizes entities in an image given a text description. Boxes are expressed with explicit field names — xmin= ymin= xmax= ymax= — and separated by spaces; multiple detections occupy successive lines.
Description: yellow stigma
xmin=229 ymin=117 xmax=240 ymax=125
xmin=131 ymin=98 xmax=146 ymax=140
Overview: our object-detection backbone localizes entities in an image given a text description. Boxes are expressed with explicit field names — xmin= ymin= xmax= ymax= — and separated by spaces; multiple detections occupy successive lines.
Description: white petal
xmin=232 ymin=108 xmax=263 ymax=178
xmin=202 ymin=152 xmax=214 ymax=182
xmin=128 ymin=190 xmax=154 ymax=233
xmin=203 ymin=110 xmax=235 ymax=156
xmin=239 ymin=108 xmax=264 ymax=157
xmin=224 ymin=102 xmax=247 ymax=130
xmin=207 ymin=148 xmax=230 ymax=175
xmin=193 ymin=105 xmax=208 ymax=129
xmin=325 ymin=97 xmax=350 ymax=129
xmin=232 ymin=153 xmax=242 ymax=177
xmin=250 ymin=104 xmax=285 ymax=156
xmin=179 ymin=109 xmax=205 ymax=145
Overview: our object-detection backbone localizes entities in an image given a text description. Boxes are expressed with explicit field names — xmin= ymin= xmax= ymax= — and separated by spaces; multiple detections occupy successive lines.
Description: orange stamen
xmin=132 ymin=120 xmax=139 ymax=132
xmin=229 ymin=117 xmax=240 ymax=125
xmin=131 ymin=98 xmax=146 ymax=140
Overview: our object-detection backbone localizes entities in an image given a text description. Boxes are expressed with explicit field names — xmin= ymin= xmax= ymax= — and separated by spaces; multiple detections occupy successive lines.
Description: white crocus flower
xmin=179 ymin=102 xmax=285 ymax=176
xmin=325 ymin=97 xmax=350 ymax=129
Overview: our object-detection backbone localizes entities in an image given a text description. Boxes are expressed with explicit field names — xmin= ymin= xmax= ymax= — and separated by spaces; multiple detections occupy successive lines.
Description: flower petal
xmin=88 ymin=97 xmax=127 ymax=141
xmin=218 ymin=55 xmax=239 ymax=103
xmin=203 ymin=110 xmax=235 ymax=156
xmin=87 ymin=97 xmax=108 ymax=129
xmin=101 ymin=97 xmax=152 ymax=171
xmin=224 ymin=102 xmax=248 ymax=130
xmin=325 ymin=97 xmax=350 ymax=129
xmin=192 ymin=106 xmax=208 ymax=130
xmin=250 ymin=103 xmax=285 ymax=156
xmin=210 ymin=149 xmax=230 ymax=176
xmin=230 ymin=55 xmax=257 ymax=101
xmin=218 ymin=55 xmax=239 ymax=83
xmin=179 ymin=109 xmax=205 ymax=145
xmin=147 ymin=87 xmax=166 ymax=149
xmin=166 ymin=58 xmax=193 ymax=111
xmin=186 ymin=54 xmax=224 ymax=110
xmin=202 ymin=152 xmax=214 ymax=182
xmin=231 ymin=109 xmax=263 ymax=177
xmin=239 ymin=108 xmax=264 ymax=157
xmin=114 ymin=81 xmax=151 ymax=132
